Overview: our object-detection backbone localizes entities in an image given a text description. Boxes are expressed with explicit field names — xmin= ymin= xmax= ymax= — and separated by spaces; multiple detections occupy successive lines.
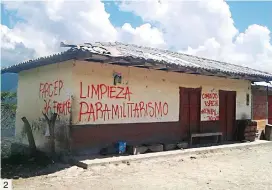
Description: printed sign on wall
xmin=201 ymin=89 xmax=219 ymax=121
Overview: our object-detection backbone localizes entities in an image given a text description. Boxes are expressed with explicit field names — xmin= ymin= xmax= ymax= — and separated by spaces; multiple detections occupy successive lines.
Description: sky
xmin=1 ymin=0 xmax=272 ymax=74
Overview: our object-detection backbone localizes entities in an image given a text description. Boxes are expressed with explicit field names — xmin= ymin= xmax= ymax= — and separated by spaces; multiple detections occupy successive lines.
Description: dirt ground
xmin=10 ymin=142 xmax=272 ymax=190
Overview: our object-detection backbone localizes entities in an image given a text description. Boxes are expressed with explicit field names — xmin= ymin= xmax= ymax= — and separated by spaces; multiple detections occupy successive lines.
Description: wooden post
xmin=21 ymin=117 xmax=36 ymax=154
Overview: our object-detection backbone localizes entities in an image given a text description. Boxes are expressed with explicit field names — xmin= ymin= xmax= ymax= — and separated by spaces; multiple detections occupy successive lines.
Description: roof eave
xmin=1 ymin=49 xmax=94 ymax=74
xmin=1 ymin=52 xmax=272 ymax=83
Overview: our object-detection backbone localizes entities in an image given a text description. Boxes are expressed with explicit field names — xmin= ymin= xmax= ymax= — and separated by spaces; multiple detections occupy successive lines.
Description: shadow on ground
xmin=1 ymin=140 xmax=248 ymax=179
xmin=1 ymin=135 xmax=72 ymax=179
xmin=72 ymin=141 xmax=247 ymax=166
xmin=1 ymin=151 xmax=71 ymax=179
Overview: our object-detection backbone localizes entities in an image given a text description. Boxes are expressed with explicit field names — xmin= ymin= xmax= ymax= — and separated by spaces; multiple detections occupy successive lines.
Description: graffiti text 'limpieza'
xmin=79 ymin=82 xmax=169 ymax=122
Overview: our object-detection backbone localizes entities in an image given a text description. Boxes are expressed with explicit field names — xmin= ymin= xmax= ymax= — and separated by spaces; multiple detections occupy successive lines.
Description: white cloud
xmin=181 ymin=24 xmax=272 ymax=72
xmin=1 ymin=25 xmax=23 ymax=49
xmin=1 ymin=43 xmax=36 ymax=67
xmin=224 ymin=24 xmax=272 ymax=72
xmin=1 ymin=0 xmax=118 ymax=66
xmin=117 ymin=23 xmax=166 ymax=48
xmin=1 ymin=0 xmax=272 ymax=74
xmin=1 ymin=0 xmax=167 ymax=67
xmin=119 ymin=0 xmax=238 ymax=49
xmin=119 ymin=0 xmax=272 ymax=73
xmin=1 ymin=25 xmax=36 ymax=67
xmin=183 ymin=38 xmax=221 ymax=60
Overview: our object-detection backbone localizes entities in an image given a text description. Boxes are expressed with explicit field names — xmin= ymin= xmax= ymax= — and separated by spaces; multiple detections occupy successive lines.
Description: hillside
xmin=1 ymin=73 xmax=18 ymax=92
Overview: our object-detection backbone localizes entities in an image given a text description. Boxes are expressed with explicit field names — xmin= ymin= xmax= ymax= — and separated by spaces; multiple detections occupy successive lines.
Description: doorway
xmin=219 ymin=90 xmax=236 ymax=141
xmin=179 ymin=87 xmax=201 ymax=140
xmin=268 ymin=96 xmax=272 ymax=124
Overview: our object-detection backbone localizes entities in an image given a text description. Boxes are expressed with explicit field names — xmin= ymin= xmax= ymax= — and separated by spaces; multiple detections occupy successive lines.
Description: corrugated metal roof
xmin=95 ymin=42 xmax=272 ymax=79
xmin=2 ymin=41 xmax=272 ymax=82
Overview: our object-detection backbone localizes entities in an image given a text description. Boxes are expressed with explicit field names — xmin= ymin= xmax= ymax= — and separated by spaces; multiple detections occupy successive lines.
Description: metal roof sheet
xmin=96 ymin=42 xmax=272 ymax=79
xmin=2 ymin=41 xmax=272 ymax=82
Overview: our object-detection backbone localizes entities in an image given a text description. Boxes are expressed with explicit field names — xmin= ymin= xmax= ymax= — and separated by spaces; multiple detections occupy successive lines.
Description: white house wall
xmin=71 ymin=61 xmax=252 ymax=125
xmin=14 ymin=60 xmax=252 ymax=151
xmin=15 ymin=60 xmax=73 ymax=151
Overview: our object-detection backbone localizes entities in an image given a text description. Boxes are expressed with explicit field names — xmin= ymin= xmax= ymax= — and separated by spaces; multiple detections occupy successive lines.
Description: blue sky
xmin=1 ymin=4 xmax=18 ymax=28
xmin=104 ymin=2 xmax=272 ymax=34
xmin=2 ymin=2 xmax=271 ymax=33
xmin=106 ymin=1 xmax=272 ymax=41
xmin=228 ymin=1 xmax=272 ymax=33
xmin=1 ymin=1 xmax=272 ymax=73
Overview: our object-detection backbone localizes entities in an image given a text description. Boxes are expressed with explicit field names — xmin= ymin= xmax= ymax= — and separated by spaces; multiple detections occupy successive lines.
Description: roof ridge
xmin=103 ymin=41 xmax=272 ymax=75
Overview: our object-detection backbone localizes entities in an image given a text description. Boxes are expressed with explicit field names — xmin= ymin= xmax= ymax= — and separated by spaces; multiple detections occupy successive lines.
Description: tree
xmin=43 ymin=112 xmax=58 ymax=156
xmin=1 ymin=91 xmax=17 ymax=129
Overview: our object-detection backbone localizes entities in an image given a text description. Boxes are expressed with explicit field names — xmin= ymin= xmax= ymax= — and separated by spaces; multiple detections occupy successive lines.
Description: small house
xmin=2 ymin=42 xmax=272 ymax=154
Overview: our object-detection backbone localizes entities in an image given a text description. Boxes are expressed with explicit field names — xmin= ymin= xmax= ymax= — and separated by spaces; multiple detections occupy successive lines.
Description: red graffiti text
xmin=201 ymin=108 xmax=218 ymax=116
xmin=207 ymin=116 xmax=220 ymax=121
xmin=43 ymin=98 xmax=71 ymax=116
xmin=78 ymin=101 xmax=169 ymax=122
xmin=204 ymin=100 xmax=219 ymax=107
xmin=202 ymin=93 xmax=218 ymax=99
xmin=201 ymin=92 xmax=219 ymax=121
xmin=80 ymin=82 xmax=132 ymax=101
xmin=40 ymin=80 xmax=63 ymax=98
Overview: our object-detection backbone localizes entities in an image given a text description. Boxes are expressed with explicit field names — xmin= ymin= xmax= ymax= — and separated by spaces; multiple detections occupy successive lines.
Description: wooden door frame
xmin=219 ymin=90 xmax=236 ymax=140
xmin=179 ymin=87 xmax=202 ymax=139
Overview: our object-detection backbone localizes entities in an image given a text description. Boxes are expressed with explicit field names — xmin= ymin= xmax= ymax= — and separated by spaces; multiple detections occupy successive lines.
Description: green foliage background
xmin=1 ymin=91 xmax=17 ymax=129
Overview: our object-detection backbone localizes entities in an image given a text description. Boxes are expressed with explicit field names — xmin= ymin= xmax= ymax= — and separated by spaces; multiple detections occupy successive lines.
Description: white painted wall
xmin=15 ymin=61 xmax=73 ymax=151
xmin=14 ymin=60 xmax=252 ymax=151
xmin=71 ymin=62 xmax=179 ymax=125
xmin=71 ymin=61 xmax=252 ymax=125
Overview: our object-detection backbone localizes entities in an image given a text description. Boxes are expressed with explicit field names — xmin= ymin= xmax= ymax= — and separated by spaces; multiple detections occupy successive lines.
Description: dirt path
xmin=13 ymin=143 xmax=272 ymax=190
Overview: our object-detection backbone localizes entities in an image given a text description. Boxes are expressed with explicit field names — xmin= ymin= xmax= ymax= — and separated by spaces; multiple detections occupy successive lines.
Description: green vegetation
xmin=1 ymin=91 xmax=17 ymax=110
xmin=1 ymin=91 xmax=17 ymax=129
